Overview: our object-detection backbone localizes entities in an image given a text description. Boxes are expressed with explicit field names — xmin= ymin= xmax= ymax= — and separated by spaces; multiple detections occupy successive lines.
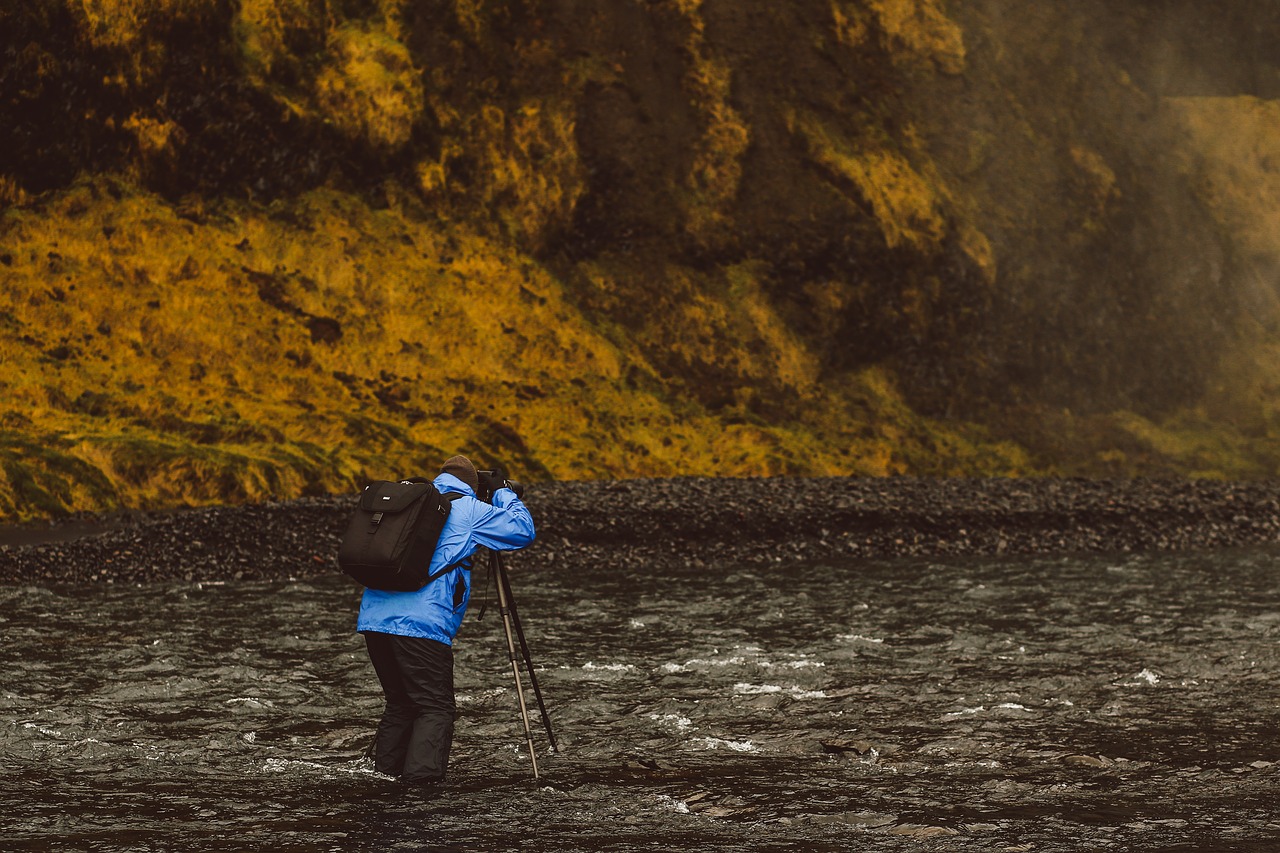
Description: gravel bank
xmin=2 ymin=476 xmax=1280 ymax=585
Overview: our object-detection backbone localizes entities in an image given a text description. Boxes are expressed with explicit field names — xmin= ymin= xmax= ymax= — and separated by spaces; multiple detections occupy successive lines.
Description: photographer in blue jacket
xmin=358 ymin=455 xmax=536 ymax=784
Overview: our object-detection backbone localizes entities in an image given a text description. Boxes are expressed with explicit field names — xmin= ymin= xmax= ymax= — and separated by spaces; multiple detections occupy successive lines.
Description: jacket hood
xmin=434 ymin=472 xmax=475 ymax=496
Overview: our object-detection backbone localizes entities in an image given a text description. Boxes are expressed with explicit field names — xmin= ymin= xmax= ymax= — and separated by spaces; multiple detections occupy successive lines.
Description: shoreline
xmin=2 ymin=476 xmax=1279 ymax=585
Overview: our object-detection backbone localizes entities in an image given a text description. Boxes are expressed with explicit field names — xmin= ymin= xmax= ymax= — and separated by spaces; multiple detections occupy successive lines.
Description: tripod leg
xmin=493 ymin=551 xmax=541 ymax=779
xmin=497 ymin=554 xmax=558 ymax=752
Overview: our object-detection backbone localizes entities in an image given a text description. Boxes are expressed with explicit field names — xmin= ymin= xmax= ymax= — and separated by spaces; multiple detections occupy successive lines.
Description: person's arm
xmin=470 ymin=488 xmax=536 ymax=551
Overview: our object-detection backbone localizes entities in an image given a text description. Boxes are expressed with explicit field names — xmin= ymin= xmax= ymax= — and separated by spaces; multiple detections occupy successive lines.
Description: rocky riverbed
xmin=2 ymin=476 xmax=1280 ymax=585
xmin=6 ymin=476 xmax=1280 ymax=850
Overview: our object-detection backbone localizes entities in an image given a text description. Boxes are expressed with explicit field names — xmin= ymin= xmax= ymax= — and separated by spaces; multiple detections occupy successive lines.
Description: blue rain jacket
xmin=356 ymin=472 xmax=536 ymax=645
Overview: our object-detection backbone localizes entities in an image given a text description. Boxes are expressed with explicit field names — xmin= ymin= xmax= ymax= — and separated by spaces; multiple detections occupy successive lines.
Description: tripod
xmin=487 ymin=548 xmax=557 ymax=779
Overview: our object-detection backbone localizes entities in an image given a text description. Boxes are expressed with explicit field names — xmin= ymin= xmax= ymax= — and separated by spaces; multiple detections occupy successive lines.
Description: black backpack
xmin=337 ymin=478 xmax=464 ymax=591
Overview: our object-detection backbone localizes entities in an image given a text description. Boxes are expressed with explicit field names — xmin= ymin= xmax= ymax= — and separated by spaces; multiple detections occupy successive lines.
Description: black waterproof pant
xmin=364 ymin=632 xmax=455 ymax=783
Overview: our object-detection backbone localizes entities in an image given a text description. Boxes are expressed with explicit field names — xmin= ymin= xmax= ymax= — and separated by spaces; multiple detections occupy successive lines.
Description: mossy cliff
xmin=2 ymin=0 xmax=1280 ymax=519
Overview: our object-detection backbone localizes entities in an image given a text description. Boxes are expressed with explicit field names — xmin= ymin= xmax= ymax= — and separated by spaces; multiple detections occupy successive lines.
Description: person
xmin=357 ymin=455 xmax=536 ymax=784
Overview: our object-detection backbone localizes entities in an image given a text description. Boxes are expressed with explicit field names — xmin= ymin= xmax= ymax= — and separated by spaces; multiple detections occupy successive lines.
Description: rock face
xmin=2 ymin=476 xmax=1278 ymax=585
xmin=3 ymin=2 xmax=1280 ymax=520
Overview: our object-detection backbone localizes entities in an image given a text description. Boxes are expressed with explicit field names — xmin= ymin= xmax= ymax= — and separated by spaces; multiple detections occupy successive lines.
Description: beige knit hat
xmin=440 ymin=455 xmax=479 ymax=492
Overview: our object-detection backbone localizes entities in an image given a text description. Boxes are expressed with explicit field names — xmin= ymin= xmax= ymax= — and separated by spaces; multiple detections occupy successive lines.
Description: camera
xmin=476 ymin=468 xmax=524 ymax=502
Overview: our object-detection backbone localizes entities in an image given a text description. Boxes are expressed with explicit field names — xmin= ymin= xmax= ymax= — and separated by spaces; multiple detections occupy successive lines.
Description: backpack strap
xmin=420 ymin=491 xmax=467 ymax=584
xmin=423 ymin=558 xmax=467 ymax=585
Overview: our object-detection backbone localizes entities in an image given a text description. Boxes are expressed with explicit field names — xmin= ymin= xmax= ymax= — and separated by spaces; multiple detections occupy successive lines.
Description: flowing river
xmin=3 ymin=547 xmax=1280 ymax=851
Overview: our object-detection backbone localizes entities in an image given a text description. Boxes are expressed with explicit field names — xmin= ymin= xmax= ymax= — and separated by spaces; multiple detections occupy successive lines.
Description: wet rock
xmin=808 ymin=811 xmax=896 ymax=827
xmin=617 ymin=755 xmax=672 ymax=772
xmin=699 ymin=802 xmax=755 ymax=818
xmin=819 ymin=737 xmax=876 ymax=755
xmin=888 ymin=824 xmax=960 ymax=837
xmin=1063 ymin=754 xmax=1115 ymax=768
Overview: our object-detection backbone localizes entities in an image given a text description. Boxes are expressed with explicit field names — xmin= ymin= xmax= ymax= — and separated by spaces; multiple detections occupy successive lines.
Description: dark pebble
xmin=1 ymin=476 xmax=1279 ymax=585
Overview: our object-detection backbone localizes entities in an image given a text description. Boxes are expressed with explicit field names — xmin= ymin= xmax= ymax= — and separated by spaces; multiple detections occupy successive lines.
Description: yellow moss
xmin=661 ymin=1 xmax=750 ymax=247
xmin=865 ymin=0 xmax=966 ymax=74
xmin=0 ymin=176 xmax=29 ymax=207
xmin=1108 ymin=410 xmax=1263 ymax=479
xmin=375 ymin=0 xmax=411 ymax=40
xmin=724 ymin=263 xmax=819 ymax=390
xmin=1069 ymin=145 xmax=1118 ymax=227
xmin=0 ymin=174 xmax=1040 ymax=520
xmin=831 ymin=1 xmax=870 ymax=48
xmin=797 ymin=114 xmax=947 ymax=250
xmin=506 ymin=98 xmax=586 ymax=243
xmin=857 ymin=153 xmax=948 ymax=249
xmin=123 ymin=113 xmax=181 ymax=155
xmin=668 ymin=0 xmax=705 ymax=19
xmin=828 ymin=367 xmax=1033 ymax=476
xmin=415 ymin=160 xmax=448 ymax=196
xmin=958 ymin=223 xmax=995 ymax=282
xmin=73 ymin=0 xmax=142 ymax=48
xmin=420 ymin=95 xmax=584 ymax=247
xmin=1161 ymin=96 xmax=1280 ymax=454
xmin=234 ymin=0 xmax=320 ymax=79
xmin=314 ymin=23 xmax=424 ymax=150
xmin=72 ymin=0 xmax=211 ymax=49
xmin=1070 ymin=146 xmax=1116 ymax=201
xmin=1168 ymin=96 xmax=1280 ymax=259
xmin=684 ymin=56 xmax=751 ymax=244
xmin=1226 ymin=341 xmax=1280 ymax=431
xmin=568 ymin=257 xmax=1029 ymax=480
xmin=453 ymin=0 xmax=489 ymax=43
xmin=1006 ymin=404 xmax=1280 ymax=479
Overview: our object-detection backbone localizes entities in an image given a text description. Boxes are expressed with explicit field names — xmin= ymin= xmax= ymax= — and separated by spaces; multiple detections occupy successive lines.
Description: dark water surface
xmin=3 ymin=548 xmax=1280 ymax=851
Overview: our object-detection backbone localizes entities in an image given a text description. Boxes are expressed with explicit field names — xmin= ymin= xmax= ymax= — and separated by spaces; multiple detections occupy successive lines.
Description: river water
xmin=3 ymin=547 xmax=1279 ymax=851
